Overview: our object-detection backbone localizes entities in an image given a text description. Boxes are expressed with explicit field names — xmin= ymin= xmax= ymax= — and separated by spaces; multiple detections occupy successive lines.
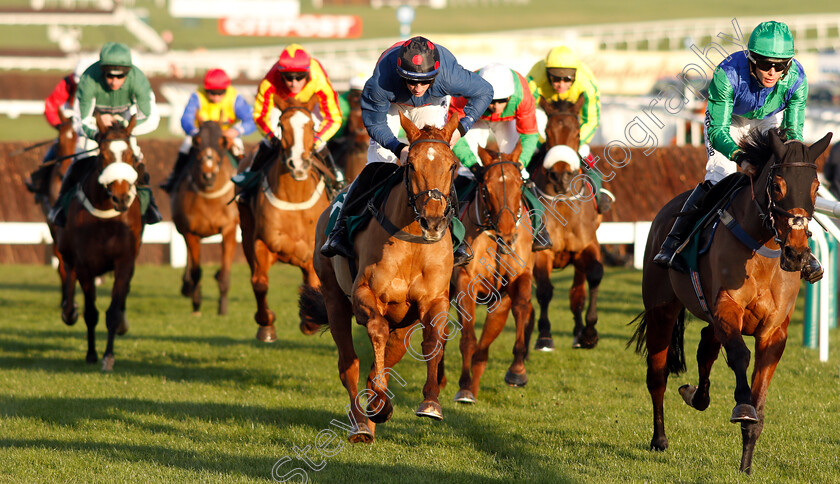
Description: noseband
xmin=405 ymin=138 xmax=456 ymax=223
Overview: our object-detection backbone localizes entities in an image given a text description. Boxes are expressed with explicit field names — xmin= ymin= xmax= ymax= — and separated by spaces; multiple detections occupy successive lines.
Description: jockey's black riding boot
xmin=596 ymin=190 xmax=615 ymax=214
xmin=48 ymin=158 xmax=85 ymax=227
xmin=160 ymin=151 xmax=190 ymax=193
xmin=453 ymin=234 xmax=472 ymax=267
xmin=143 ymin=196 xmax=163 ymax=225
xmin=801 ymin=253 xmax=824 ymax=284
xmin=524 ymin=179 xmax=553 ymax=251
xmin=652 ymin=180 xmax=712 ymax=272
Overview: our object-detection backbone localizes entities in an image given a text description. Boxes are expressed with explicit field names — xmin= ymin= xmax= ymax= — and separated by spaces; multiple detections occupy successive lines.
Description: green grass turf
xmin=0 ymin=263 xmax=838 ymax=482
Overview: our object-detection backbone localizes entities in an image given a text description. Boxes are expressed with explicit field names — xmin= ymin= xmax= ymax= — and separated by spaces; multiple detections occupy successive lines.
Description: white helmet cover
xmin=478 ymin=63 xmax=514 ymax=99
xmin=543 ymin=145 xmax=580 ymax=171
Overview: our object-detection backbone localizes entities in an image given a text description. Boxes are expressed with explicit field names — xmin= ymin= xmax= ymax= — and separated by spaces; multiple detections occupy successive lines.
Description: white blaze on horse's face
xmin=109 ymin=140 xmax=130 ymax=163
xmin=286 ymin=110 xmax=312 ymax=177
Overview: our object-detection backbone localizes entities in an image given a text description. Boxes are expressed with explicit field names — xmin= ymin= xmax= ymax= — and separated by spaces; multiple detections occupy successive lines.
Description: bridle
xmin=473 ymin=156 xmax=523 ymax=233
xmin=755 ymin=159 xmax=817 ymax=245
xmin=404 ymin=138 xmax=456 ymax=224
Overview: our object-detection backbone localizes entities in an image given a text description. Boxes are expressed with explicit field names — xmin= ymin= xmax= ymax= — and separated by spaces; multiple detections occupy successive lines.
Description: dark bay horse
xmin=531 ymin=97 xmax=603 ymax=350
xmin=629 ymin=129 xmax=832 ymax=474
xmin=169 ymin=121 xmax=238 ymax=315
xmin=301 ymin=112 xmax=460 ymax=442
xmin=451 ymin=143 xmax=535 ymax=404
xmin=56 ymin=114 xmax=144 ymax=371
xmin=336 ymin=89 xmax=368 ymax=183
xmin=237 ymin=97 xmax=330 ymax=342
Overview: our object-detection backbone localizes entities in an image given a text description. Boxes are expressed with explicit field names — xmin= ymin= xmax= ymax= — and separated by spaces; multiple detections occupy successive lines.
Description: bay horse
xmin=451 ymin=143 xmax=535 ymax=404
xmin=237 ymin=96 xmax=330 ymax=342
xmin=300 ymin=112 xmax=460 ymax=443
xmin=336 ymin=89 xmax=368 ymax=183
xmin=629 ymin=129 xmax=832 ymax=474
xmin=56 ymin=114 xmax=144 ymax=371
xmin=169 ymin=121 xmax=239 ymax=315
xmin=530 ymin=97 xmax=603 ymax=350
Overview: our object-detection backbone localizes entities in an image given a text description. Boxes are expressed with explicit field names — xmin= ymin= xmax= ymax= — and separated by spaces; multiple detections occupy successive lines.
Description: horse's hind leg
xmin=533 ymin=251 xmax=555 ymax=351
xmin=216 ymin=225 xmax=237 ymax=315
xmin=573 ymin=245 xmax=602 ymax=349
xmin=182 ymin=233 xmax=202 ymax=315
xmin=679 ymin=324 xmax=721 ymax=411
xmin=644 ymin=303 xmax=684 ymax=451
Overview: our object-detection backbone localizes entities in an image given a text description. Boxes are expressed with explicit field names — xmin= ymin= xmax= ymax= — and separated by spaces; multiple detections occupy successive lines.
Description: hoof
xmin=534 ymin=336 xmax=555 ymax=352
xmin=572 ymin=335 xmax=581 ymax=348
xmin=180 ymin=281 xmax=194 ymax=297
xmin=368 ymin=397 xmax=393 ymax=424
xmin=86 ymin=351 xmax=98 ymax=364
xmin=415 ymin=401 xmax=443 ymax=421
xmin=116 ymin=319 xmax=129 ymax=336
xmin=651 ymin=436 xmax=669 ymax=452
xmin=453 ymin=389 xmax=476 ymax=404
xmin=62 ymin=302 xmax=79 ymax=326
xmin=575 ymin=327 xmax=599 ymax=349
xmin=256 ymin=325 xmax=277 ymax=343
xmin=678 ymin=384 xmax=697 ymax=407
xmin=299 ymin=320 xmax=320 ymax=336
xmin=101 ymin=355 xmax=114 ymax=372
xmin=730 ymin=403 xmax=759 ymax=423
xmin=348 ymin=423 xmax=374 ymax=444
xmin=192 ymin=311 xmax=201 ymax=317
xmin=504 ymin=370 xmax=528 ymax=387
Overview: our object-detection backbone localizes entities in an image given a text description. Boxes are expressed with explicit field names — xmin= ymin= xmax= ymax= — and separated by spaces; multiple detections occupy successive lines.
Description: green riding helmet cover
xmin=99 ymin=42 xmax=133 ymax=68
xmin=748 ymin=21 xmax=795 ymax=59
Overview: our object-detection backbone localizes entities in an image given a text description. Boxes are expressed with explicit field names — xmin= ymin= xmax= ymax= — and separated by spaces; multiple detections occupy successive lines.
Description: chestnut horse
xmin=530 ymin=97 xmax=603 ymax=350
xmin=237 ymin=97 xmax=330 ymax=342
xmin=629 ymin=129 xmax=832 ymax=474
xmin=301 ymin=112 xmax=460 ymax=443
xmin=57 ymin=114 xmax=144 ymax=371
xmin=336 ymin=89 xmax=368 ymax=183
xmin=451 ymin=143 xmax=535 ymax=404
xmin=169 ymin=121 xmax=238 ymax=315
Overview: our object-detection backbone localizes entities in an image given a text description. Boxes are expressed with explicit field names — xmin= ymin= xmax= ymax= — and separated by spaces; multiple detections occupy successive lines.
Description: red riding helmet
xmin=278 ymin=44 xmax=311 ymax=72
xmin=204 ymin=68 xmax=230 ymax=91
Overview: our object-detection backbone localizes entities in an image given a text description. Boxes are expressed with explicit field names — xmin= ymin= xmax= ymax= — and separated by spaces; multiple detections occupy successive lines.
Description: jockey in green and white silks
xmin=654 ymin=21 xmax=821 ymax=283
xmin=73 ymin=41 xmax=160 ymax=159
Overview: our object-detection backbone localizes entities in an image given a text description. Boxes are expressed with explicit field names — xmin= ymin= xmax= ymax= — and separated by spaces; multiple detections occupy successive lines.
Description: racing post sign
xmin=219 ymin=16 xmax=362 ymax=39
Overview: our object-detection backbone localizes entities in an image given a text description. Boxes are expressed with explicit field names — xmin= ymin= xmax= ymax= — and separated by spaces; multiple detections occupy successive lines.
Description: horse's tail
xmin=298 ymin=285 xmax=330 ymax=335
xmin=627 ymin=308 xmax=687 ymax=375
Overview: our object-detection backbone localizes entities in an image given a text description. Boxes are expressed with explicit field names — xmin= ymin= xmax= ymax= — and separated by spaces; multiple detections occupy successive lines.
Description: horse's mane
xmin=738 ymin=127 xmax=791 ymax=172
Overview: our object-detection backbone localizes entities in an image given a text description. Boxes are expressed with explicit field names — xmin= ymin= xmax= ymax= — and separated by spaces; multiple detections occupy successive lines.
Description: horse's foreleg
xmin=361 ymin=309 xmax=392 ymax=425
xmin=573 ymin=245 xmax=603 ymax=349
xmin=251 ymin=240 xmax=276 ymax=342
xmin=78 ymin=275 xmax=98 ymax=364
xmin=680 ymin=324 xmax=721 ymax=411
xmin=739 ymin=319 xmax=788 ymax=474
xmin=533 ymin=251 xmax=555 ymax=350
xmin=453 ymin=270 xmax=478 ymax=404
xmin=300 ymin=263 xmax=322 ymax=291
xmin=216 ymin=225 xmax=237 ymax=315
xmin=183 ymin=233 xmax=202 ymax=314
xmin=506 ymin=274 xmax=533 ymax=387
xmin=102 ymin=262 xmax=134 ymax=372
xmin=714 ymin=294 xmax=755 ymax=423
xmin=644 ymin=304 xmax=682 ymax=451
xmin=416 ymin=296 xmax=450 ymax=421
xmin=470 ymin=294 xmax=512 ymax=397
xmin=365 ymin=326 xmax=411 ymax=428
xmin=61 ymin=263 xmax=79 ymax=326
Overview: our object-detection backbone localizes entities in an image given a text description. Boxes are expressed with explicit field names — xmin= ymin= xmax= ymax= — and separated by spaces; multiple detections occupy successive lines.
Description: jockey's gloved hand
xmin=733 ymin=150 xmax=757 ymax=176
xmin=269 ymin=135 xmax=280 ymax=148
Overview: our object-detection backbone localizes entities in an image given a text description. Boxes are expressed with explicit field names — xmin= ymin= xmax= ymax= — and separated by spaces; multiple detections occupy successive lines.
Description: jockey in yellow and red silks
xmin=248 ymin=44 xmax=343 ymax=177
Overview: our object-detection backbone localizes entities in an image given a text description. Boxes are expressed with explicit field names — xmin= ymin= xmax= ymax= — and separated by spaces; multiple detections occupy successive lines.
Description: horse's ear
xmin=125 ymin=115 xmax=137 ymax=136
xmin=399 ymin=111 xmax=421 ymax=142
xmin=770 ymin=128 xmax=787 ymax=160
xmin=511 ymin=139 xmax=523 ymax=162
xmin=441 ymin=112 xmax=460 ymax=143
xmin=275 ymin=97 xmax=290 ymax=112
xmin=95 ymin=112 xmax=107 ymax=134
xmin=477 ymin=144 xmax=492 ymax=166
xmin=573 ymin=95 xmax=585 ymax=115
xmin=306 ymin=95 xmax=319 ymax=113
xmin=809 ymin=132 xmax=833 ymax=162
